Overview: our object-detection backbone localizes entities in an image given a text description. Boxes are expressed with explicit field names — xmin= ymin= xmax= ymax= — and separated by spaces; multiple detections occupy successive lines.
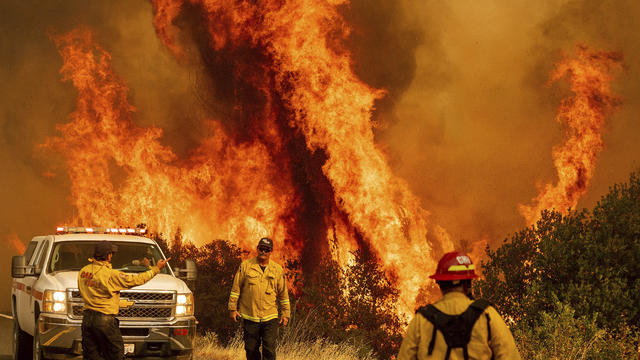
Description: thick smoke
xmin=340 ymin=0 xmax=430 ymax=125
xmin=378 ymin=0 xmax=640 ymax=248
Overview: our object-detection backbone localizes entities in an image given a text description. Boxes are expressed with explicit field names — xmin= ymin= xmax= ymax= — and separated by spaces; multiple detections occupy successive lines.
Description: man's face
xmin=257 ymin=245 xmax=272 ymax=261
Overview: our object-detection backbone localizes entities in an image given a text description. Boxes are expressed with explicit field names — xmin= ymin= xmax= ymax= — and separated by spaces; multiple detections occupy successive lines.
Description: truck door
xmin=17 ymin=238 xmax=47 ymax=335
xmin=15 ymin=239 xmax=39 ymax=334
xmin=31 ymin=238 xmax=51 ymax=317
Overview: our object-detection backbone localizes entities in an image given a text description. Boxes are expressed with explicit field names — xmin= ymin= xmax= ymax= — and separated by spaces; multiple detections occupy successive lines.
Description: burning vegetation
xmin=42 ymin=0 xmax=624 ymax=326
xmin=46 ymin=0 xmax=455 ymax=317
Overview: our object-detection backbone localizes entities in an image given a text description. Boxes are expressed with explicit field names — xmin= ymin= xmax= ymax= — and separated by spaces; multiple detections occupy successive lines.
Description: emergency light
xmin=55 ymin=226 xmax=147 ymax=235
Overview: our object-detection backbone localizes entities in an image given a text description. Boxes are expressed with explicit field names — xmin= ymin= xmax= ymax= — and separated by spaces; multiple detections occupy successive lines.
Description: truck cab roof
xmin=51 ymin=233 xmax=157 ymax=244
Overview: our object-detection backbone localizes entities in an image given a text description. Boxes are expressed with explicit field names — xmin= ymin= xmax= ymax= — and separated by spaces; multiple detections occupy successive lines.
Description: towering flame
xmin=46 ymin=0 xmax=454 ymax=316
xmin=48 ymin=29 xmax=297 ymax=256
xmin=519 ymin=46 xmax=622 ymax=225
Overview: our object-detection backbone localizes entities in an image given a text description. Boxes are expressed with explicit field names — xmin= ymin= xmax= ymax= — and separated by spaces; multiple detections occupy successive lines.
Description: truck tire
xmin=33 ymin=316 xmax=44 ymax=360
xmin=13 ymin=317 xmax=33 ymax=360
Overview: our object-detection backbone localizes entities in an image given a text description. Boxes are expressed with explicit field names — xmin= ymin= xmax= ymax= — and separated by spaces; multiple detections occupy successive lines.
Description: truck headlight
xmin=43 ymin=290 xmax=67 ymax=314
xmin=175 ymin=293 xmax=194 ymax=316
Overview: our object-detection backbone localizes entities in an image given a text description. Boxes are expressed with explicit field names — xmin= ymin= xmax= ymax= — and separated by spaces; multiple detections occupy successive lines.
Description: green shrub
xmin=514 ymin=301 xmax=637 ymax=359
xmin=475 ymin=171 xmax=640 ymax=358
xmin=476 ymin=172 xmax=640 ymax=331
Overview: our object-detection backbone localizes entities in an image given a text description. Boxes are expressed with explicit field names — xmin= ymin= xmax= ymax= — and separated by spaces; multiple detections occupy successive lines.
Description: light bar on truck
xmin=55 ymin=226 xmax=148 ymax=235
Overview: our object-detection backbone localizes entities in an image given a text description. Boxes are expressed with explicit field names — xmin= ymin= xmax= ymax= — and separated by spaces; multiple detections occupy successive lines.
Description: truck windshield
xmin=48 ymin=241 xmax=169 ymax=274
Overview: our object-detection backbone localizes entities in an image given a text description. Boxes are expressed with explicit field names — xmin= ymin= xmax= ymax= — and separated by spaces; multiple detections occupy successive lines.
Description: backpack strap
xmin=445 ymin=346 xmax=452 ymax=360
xmin=478 ymin=301 xmax=495 ymax=360
xmin=416 ymin=305 xmax=440 ymax=355
xmin=468 ymin=299 xmax=492 ymax=342
xmin=461 ymin=300 xmax=491 ymax=331
xmin=486 ymin=314 xmax=495 ymax=360
xmin=468 ymin=299 xmax=491 ymax=313
xmin=417 ymin=299 xmax=493 ymax=360
xmin=459 ymin=300 xmax=491 ymax=360
xmin=472 ymin=299 xmax=496 ymax=360
xmin=430 ymin=320 xmax=438 ymax=355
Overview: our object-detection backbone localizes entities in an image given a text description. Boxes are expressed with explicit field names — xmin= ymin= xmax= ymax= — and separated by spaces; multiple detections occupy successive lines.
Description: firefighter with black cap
xmin=78 ymin=241 xmax=170 ymax=360
xmin=398 ymin=251 xmax=521 ymax=360
xmin=228 ymin=237 xmax=290 ymax=360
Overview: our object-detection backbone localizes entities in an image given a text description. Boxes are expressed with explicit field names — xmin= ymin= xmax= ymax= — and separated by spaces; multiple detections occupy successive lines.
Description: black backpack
xmin=416 ymin=299 xmax=493 ymax=360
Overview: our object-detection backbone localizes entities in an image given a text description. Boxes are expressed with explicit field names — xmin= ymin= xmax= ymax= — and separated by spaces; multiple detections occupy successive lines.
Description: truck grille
xmin=71 ymin=290 xmax=173 ymax=302
xmin=72 ymin=306 xmax=173 ymax=318
xmin=68 ymin=289 xmax=175 ymax=319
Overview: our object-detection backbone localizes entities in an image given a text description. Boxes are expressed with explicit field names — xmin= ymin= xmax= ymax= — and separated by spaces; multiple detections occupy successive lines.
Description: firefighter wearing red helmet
xmin=398 ymin=251 xmax=521 ymax=360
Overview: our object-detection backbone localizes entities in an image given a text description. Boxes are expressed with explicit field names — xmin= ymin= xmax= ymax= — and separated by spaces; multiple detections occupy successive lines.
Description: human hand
xmin=157 ymin=257 xmax=171 ymax=270
xmin=141 ymin=257 xmax=151 ymax=267
xmin=230 ymin=310 xmax=240 ymax=322
xmin=279 ymin=317 xmax=289 ymax=326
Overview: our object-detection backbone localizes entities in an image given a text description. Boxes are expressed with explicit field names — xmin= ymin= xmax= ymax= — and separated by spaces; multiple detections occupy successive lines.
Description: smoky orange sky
xmin=1 ymin=0 xmax=640 ymax=312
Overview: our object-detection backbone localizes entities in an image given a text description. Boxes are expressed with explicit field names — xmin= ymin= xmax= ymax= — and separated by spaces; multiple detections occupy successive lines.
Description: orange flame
xmin=47 ymin=29 xmax=297 ymax=256
xmin=8 ymin=233 xmax=26 ymax=254
xmin=46 ymin=0 xmax=454 ymax=316
xmin=519 ymin=46 xmax=622 ymax=225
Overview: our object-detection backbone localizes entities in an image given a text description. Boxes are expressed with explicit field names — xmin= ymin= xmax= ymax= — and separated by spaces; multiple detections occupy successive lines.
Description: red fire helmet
xmin=430 ymin=251 xmax=478 ymax=281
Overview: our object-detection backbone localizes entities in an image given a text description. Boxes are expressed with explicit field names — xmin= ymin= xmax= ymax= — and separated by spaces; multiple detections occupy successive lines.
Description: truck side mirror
xmin=175 ymin=259 xmax=197 ymax=281
xmin=12 ymin=256 xmax=27 ymax=278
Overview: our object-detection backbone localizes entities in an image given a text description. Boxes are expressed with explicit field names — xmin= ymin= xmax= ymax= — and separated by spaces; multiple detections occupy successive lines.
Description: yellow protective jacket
xmin=78 ymin=259 xmax=160 ymax=315
xmin=398 ymin=292 xmax=521 ymax=360
xmin=228 ymin=257 xmax=290 ymax=322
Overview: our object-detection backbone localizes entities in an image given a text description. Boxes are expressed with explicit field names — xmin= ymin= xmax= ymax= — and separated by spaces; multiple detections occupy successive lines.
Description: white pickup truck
xmin=11 ymin=226 xmax=197 ymax=359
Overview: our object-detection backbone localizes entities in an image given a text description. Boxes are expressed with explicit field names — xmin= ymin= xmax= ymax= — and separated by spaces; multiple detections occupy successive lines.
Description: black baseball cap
xmin=94 ymin=241 xmax=118 ymax=258
xmin=257 ymin=237 xmax=273 ymax=250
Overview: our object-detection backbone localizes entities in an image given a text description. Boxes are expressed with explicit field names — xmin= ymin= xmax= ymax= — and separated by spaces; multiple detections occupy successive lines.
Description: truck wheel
xmin=13 ymin=317 xmax=33 ymax=360
xmin=33 ymin=319 xmax=44 ymax=360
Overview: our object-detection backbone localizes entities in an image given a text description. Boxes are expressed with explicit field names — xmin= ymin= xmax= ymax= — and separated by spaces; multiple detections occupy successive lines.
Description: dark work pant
xmin=243 ymin=318 xmax=279 ymax=360
xmin=81 ymin=310 xmax=124 ymax=360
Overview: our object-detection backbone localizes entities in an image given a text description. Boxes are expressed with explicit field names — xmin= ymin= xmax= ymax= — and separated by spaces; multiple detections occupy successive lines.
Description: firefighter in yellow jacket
xmin=229 ymin=237 xmax=290 ymax=360
xmin=78 ymin=241 xmax=169 ymax=360
xmin=398 ymin=251 xmax=520 ymax=360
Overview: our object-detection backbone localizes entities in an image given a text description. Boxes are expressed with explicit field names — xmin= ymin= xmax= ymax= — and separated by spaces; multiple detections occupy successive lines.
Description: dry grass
xmin=192 ymin=332 xmax=239 ymax=360
xmin=194 ymin=333 xmax=375 ymax=360
xmin=194 ymin=318 xmax=376 ymax=360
